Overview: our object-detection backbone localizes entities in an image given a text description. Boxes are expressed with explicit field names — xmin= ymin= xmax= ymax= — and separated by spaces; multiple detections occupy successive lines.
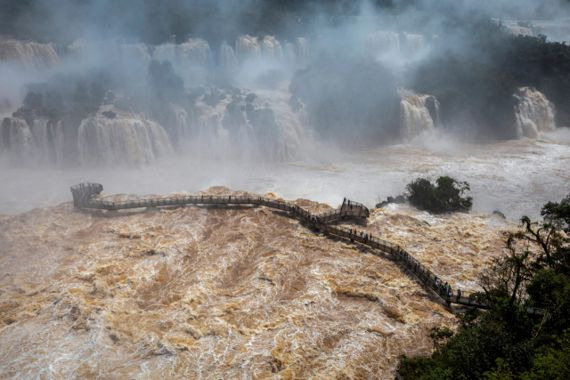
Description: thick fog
xmin=1 ymin=0 xmax=569 ymax=217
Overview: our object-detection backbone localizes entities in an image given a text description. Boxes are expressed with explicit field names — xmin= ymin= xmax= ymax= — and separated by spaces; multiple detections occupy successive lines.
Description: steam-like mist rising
xmin=1 ymin=0 xmax=570 ymax=217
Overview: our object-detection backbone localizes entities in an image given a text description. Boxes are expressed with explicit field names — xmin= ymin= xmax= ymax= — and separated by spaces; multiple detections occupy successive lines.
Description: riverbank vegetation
xmin=398 ymin=195 xmax=570 ymax=379
xmin=406 ymin=176 xmax=473 ymax=214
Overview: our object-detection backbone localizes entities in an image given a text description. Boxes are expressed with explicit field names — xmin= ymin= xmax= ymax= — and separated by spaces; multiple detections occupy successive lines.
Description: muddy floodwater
xmin=0 ymin=186 xmax=515 ymax=378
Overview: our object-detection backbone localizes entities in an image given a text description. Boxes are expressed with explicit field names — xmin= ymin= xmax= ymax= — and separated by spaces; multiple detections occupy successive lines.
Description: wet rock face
xmin=0 ymin=189 xmax=510 ymax=378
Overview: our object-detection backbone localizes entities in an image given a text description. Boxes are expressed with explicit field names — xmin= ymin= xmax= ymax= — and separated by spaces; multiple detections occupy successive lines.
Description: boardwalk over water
xmin=71 ymin=183 xmax=538 ymax=313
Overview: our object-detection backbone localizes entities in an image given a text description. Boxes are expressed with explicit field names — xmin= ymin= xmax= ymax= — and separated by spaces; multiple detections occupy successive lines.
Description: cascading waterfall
xmin=152 ymin=38 xmax=212 ymax=83
xmin=0 ymin=39 xmax=60 ymax=70
xmin=153 ymin=38 xmax=212 ymax=65
xmin=0 ymin=117 xmax=67 ymax=165
xmin=2 ymin=110 xmax=173 ymax=167
xmin=261 ymin=36 xmax=284 ymax=60
xmin=399 ymin=89 xmax=440 ymax=139
xmin=66 ymin=40 xmax=152 ymax=75
xmin=29 ymin=118 xmax=65 ymax=165
xmin=77 ymin=107 xmax=172 ymax=167
xmin=0 ymin=117 xmax=34 ymax=161
xmin=366 ymin=31 xmax=427 ymax=62
xmin=502 ymin=21 xmax=536 ymax=37
xmin=1 ymin=85 xmax=309 ymax=166
xmin=236 ymin=35 xmax=262 ymax=61
xmin=258 ymin=90 xmax=308 ymax=159
xmin=168 ymin=104 xmax=194 ymax=142
xmin=220 ymin=42 xmax=238 ymax=68
xmin=185 ymin=88 xmax=307 ymax=160
xmin=367 ymin=31 xmax=401 ymax=53
xmin=117 ymin=43 xmax=152 ymax=68
xmin=175 ymin=39 xmax=212 ymax=65
xmin=295 ymin=38 xmax=308 ymax=62
xmin=401 ymin=33 xmax=425 ymax=55
xmin=0 ymin=35 xmax=303 ymax=75
xmin=514 ymin=87 xmax=556 ymax=138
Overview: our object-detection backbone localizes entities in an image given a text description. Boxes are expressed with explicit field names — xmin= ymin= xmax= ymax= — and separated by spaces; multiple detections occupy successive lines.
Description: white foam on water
xmin=1 ymin=130 xmax=568 ymax=219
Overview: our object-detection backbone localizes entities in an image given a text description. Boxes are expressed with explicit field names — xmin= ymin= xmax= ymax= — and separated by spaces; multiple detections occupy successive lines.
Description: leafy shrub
xmin=406 ymin=176 xmax=472 ymax=213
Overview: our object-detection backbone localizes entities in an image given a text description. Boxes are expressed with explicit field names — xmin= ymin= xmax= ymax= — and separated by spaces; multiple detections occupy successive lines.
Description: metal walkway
xmin=70 ymin=182 xmax=541 ymax=314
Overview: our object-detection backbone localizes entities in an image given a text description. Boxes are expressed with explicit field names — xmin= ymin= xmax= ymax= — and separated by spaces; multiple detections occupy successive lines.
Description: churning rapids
xmin=0 ymin=185 xmax=523 ymax=378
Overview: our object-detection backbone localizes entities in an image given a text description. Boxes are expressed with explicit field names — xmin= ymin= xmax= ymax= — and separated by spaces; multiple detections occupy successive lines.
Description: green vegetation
xmin=406 ymin=176 xmax=472 ymax=213
xmin=397 ymin=194 xmax=570 ymax=379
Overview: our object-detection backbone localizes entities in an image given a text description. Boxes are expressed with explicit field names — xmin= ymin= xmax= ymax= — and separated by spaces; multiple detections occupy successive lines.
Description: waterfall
xmin=153 ymin=39 xmax=212 ymax=66
xmin=506 ymin=25 xmax=535 ymax=37
xmin=77 ymin=108 xmax=172 ymax=167
xmin=220 ymin=42 xmax=238 ymax=68
xmin=30 ymin=118 xmax=65 ymax=165
xmin=66 ymin=40 xmax=151 ymax=73
xmin=284 ymin=42 xmax=297 ymax=65
xmin=223 ymin=35 xmax=307 ymax=72
xmin=366 ymin=31 xmax=401 ymax=53
xmin=2 ymin=111 xmax=172 ymax=167
xmin=295 ymin=38 xmax=308 ymax=63
xmin=261 ymin=36 xmax=284 ymax=60
xmin=176 ymin=39 xmax=212 ymax=65
xmin=502 ymin=21 xmax=536 ymax=37
xmin=117 ymin=43 xmax=152 ymax=67
xmin=184 ymin=88 xmax=307 ymax=160
xmin=399 ymin=90 xmax=440 ymax=139
xmin=366 ymin=31 xmax=427 ymax=63
xmin=401 ymin=33 xmax=425 ymax=55
xmin=169 ymin=104 xmax=194 ymax=142
xmin=0 ymin=39 xmax=59 ymax=70
xmin=514 ymin=87 xmax=556 ymax=138
xmin=152 ymin=39 xmax=212 ymax=83
xmin=0 ymin=117 xmax=67 ymax=165
xmin=0 ymin=118 xmax=34 ymax=161
xmin=236 ymin=35 xmax=261 ymax=61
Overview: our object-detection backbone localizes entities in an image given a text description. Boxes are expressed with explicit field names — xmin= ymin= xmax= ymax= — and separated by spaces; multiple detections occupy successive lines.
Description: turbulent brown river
xmin=0 ymin=187 xmax=513 ymax=378
xmin=0 ymin=130 xmax=569 ymax=378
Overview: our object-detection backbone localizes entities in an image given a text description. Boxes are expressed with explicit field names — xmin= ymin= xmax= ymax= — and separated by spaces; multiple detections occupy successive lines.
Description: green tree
xmin=406 ymin=176 xmax=472 ymax=213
